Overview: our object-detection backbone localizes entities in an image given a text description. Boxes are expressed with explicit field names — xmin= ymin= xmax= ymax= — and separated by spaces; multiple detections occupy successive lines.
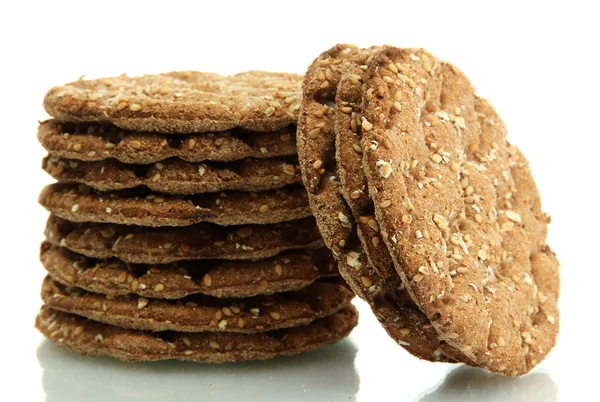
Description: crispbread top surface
xmin=43 ymin=71 xmax=302 ymax=134
xmin=39 ymin=183 xmax=311 ymax=227
xmin=361 ymin=47 xmax=559 ymax=375
xmin=38 ymin=120 xmax=297 ymax=164
xmin=45 ymin=215 xmax=324 ymax=264
xmin=43 ymin=155 xmax=301 ymax=195
xmin=35 ymin=304 xmax=358 ymax=363
xmin=41 ymin=276 xmax=354 ymax=333
xmin=41 ymin=243 xmax=338 ymax=299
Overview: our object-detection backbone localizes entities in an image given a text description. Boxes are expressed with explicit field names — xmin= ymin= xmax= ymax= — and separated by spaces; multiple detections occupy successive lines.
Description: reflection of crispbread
xmin=38 ymin=120 xmax=297 ymax=164
xmin=45 ymin=215 xmax=324 ymax=264
xmin=41 ymin=276 xmax=353 ymax=333
xmin=43 ymin=156 xmax=301 ymax=194
xmin=39 ymin=183 xmax=311 ymax=227
xmin=361 ymin=47 xmax=559 ymax=375
xmin=41 ymin=243 xmax=338 ymax=299
xmin=36 ymin=304 xmax=358 ymax=363
xmin=43 ymin=71 xmax=302 ymax=134
xmin=297 ymin=45 xmax=460 ymax=362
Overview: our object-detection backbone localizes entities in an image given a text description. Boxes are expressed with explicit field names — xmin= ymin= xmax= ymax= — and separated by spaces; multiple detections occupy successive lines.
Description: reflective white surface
xmin=33 ymin=300 xmax=560 ymax=402
xmin=1 ymin=1 xmax=597 ymax=400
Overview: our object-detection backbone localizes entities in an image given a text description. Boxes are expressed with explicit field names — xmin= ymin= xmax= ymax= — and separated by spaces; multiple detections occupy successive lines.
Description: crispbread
xmin=36 ymin=304 xmax=358 ymax=363
xmin=38 ymin=119 xmax=297 ymax=164
xmin=361 ymin=47 xmax=559 ymax=375
xmin=334 ymin=54 xmax=397 ymax=280
xmin=43 ymin=155 xmax=301 ymax=194
xmin=45 ymin=215 xmax=324 ymax=264
xmin=39 ymin=183 xmax=311 ymax=227
xmin=43 ymin=71 xmax=302 ymax=134
xmin=297 ymin=44 xmax=369 ymax=255
xmin=298 ymin=45 xmax=461 ymax=362
xmin=41 ymin=243 xmax=338 ymax=299
xmin=41 ymin=276 xmax=353 ymax=333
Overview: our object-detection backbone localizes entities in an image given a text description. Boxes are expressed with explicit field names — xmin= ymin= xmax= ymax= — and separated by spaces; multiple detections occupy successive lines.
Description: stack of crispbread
xmin=35 ymin=71 xmax=357 ymax=363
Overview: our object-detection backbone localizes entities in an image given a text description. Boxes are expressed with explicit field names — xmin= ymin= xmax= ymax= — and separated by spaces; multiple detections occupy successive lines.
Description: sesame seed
xmin=447 ymin=332 xmax=459 ymax=339
xmin=137 ymin=297 xmax=149 ymax=309
xmin=118 ymin=272 xmax=127 ymax=283
xmin=70 ymin=204 xmax=79 ymax=213
xmin=367 ymin=219 xmax=379 ymax=231
xmin=269 ymin=312 xmax=281 ymax=320
xmin=218 ymin=320 xmax=228 ymax=329
xmin=380 ymin=199 xmax=392 ymax=208
xmin=351 ymin=190 xmax=362 ymax=199
xmin=361 ymin=118 xmax=373 ymax=131
xmin=250 ymin=308 xmax=260 ymax=316
xmin=203 ymin=274 xmax=212 ymax=287
xmin=341 ymin=106 xmax=352 ymax=114
xmin=183 ymin=337 xmax=192 ymax=346
xmin=73 ymin=326 xmax=84 ymax=336
xmin=94 ymin=334 xmax=104 ymax=342
xmin=151 ymin=173 xmax=161 ymax=182
xmin=376 ymin=160 xmax=393 ymax=178
xmin=209 ymin=341 xmax=220 ymax=349
xmin=371 ymin=237 xmax=380 ymax=246
xmin=338 ymin=212 xmax=350 ymax=224
xmin=313 ymin=160 xmax=323 ymax=170
xmin=275 ymin=264 xmax=283 ymax=275
xmin=393 ymin=102 xmax=402 ymax=112
xmin=282 ymin=165 xmax=295 ymax=175
xmin=184 ymin=350 xmax=194 ymax=355
xmin=222 ymin=307 xmax=232 ymax=317
xmin=431 ymin=154 xmax=443 ymax=164
xmin=131 ymin=280 xmax=139 ymax=291
xmin=497 ymin=336 xmax=506 ymax=346
xmin=154 ymin=283 xmax=165 ymax=292
xmin=505 ymin=210 xmax=522 ymax=223
xmin=188 ymin=139 xmax=196 ymax=148
xmin=360 ymin=276 xmax=372 ymax=287
xmin=413 ymin=274 xmax=425 ymax=282
xmin=346 ymin=251 xmax=361 ymax=269
xmin=129 ymin=104 xmax=142 ymax=112
xmin=383 ymin=76 xmax=394 ymax=84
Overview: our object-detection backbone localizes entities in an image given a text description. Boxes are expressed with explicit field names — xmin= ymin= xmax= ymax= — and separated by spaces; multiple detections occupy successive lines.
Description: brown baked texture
xmin=42 ymin=155 xmax=301 ymax=195
xmin=35 ymin=304 xmax=358 ymax=363
xmin=41 ymin=276 xmax=353 ymax=333
xmin=38 ymin=119 xmax=297 ymax=163
xmin=41 ymin=243 xmax=338 ymax=299
xmin=44 ymin=215 xmax=324 ymax=264
xmin=361 ymin=47 xmax=559 ymax=375
xmin=39 ymin=183 xmax=311 ymax=227
xmin=43 ymin=71 xmax=302 ymax=134
xmin=297 ymin=44 xmax=465 ymax=362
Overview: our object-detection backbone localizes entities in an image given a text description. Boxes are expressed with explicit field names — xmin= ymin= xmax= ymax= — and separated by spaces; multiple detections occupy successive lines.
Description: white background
xmin=0 ymin=1 xmax=597 ymax=400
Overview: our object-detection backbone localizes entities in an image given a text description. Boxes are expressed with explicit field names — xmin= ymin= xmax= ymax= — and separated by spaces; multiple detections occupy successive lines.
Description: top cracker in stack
xmin=35 ymin=70 xmax=358 ymax=363
xmin=297 ymin=45 xmax=559 ymax=376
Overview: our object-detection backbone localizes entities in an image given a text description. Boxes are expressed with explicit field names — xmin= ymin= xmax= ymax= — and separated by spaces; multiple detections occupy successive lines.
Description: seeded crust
xmin=361 ymin=47 xmax=559 ymax=375
xmin=35 ymin=304 xmax=358 ymax=363
xmin=297 ymin=44 xmax=371 ymax=255
xmin=38 ymin=120 xmax=297 ymax=164
xmin=45 ymin=215 xmax=324 ymax=264
xmin=43 ymin=156 xmax=301 ymax=195
xmin=298 ymin=45 xmax=465 ymax=362
xmin=41 ymin=276 xmax=353 ymax=334
xmin=332 ymin=48 xmax=472 ymax=363
xmin=41 ymin=243 xmax=339 ymax=299
xmin=39 ymin=183 xmax=311 ymax=227
xmin=43 ymin=71 xmax=302 ymax=134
